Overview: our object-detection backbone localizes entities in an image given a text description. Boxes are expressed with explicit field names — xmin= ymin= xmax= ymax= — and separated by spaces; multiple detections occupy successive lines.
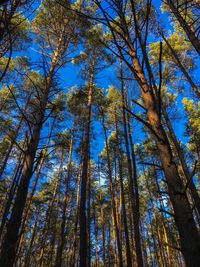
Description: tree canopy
xmin=0 ymin=1 xmax=200 ymax=267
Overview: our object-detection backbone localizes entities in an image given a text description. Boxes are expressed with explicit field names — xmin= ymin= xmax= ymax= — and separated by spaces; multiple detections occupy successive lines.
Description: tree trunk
xmin=79 ymin=58 xmax=94 ymax=267
xmin=162 ymin=106 xmax=200 ymax=218
xmin=87 ymin=161 xmax=91 ymax=267
xmin=0 ymin=32 xmax=65 ymax=267
xmin=24 ymin=207 xmax=40 ymax=267
xmin=0 ymin=123 xmax=42 ymax=267
xmin=100 ymin=202 xmax=106 ymax=267
xmin=38 ymin=154 xmax=63 ymax=267
xmin=54 ymin=129 xmax=74 ymax=267
xmin=72 ymin=157 xmax=83 ymax=267
xmin=114 ymin=111 xmax=132 ymax=267
xmin=16 ymin=118 xmax=56 ymax=261
xmin=101 ymin=114 xmax=123 ymax=267
xmin=128 ymin=48 xmax=200 ymax=266
xmin=120 ymin=61 xmax=143 ymax=267
xmin=0 ymin=148 xmax=25 ymax=239
xmin=93 ymin=202 xmax=99 ymax=267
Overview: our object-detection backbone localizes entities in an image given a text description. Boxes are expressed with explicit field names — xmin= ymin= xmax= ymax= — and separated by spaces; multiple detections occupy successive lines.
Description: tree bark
xmin=115 ymin=111 xmax=132 ymax=267
xmin=0 ymin=147 xmax=24 ymax=239
xmin=162 ymin=106 xmax=200 ymax=218
xmin=0 ymin=32 xmax=64 ymax=267
xmin=15 ymin=117 xmax=56 ymax=261
xmin=128 ymin=47 xmax=200 ymax=266
xmin=120 ymin=61 xmax=144 ymax=267
xmin=101 ymin=114 xmax=123 ymax=267
xmin=54 ymin=129 xmax=74 ymax=267
xmin=79 ymin=58 xmax=94 ymax=267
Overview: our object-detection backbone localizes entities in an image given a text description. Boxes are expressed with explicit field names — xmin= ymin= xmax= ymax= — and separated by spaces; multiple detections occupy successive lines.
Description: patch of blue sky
xmin=3 ymin=0 xmax=198 ymax=172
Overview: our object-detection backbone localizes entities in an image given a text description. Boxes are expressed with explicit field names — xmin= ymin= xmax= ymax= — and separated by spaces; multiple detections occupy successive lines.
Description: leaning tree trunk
xmin=128 ymin=47 xmax=200 ymax=266
xmin=0 ymin=146 xmax=25 ymax=239
xmin=0 ymin=122 xmax=43 ymax=267
xmin=0 ymin=32 xmax=65 ymax=267
xmin=15 ymin=118 xmax=56 ymax=261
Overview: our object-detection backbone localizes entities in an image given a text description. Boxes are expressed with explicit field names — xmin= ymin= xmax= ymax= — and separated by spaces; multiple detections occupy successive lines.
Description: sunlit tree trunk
xmin=128 ymin=45 xmax=200 ymax=265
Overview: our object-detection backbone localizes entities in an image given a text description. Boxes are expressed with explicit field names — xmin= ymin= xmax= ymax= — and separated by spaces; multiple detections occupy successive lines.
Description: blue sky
xmin=2 ymin=0 xmax=198 ymax=165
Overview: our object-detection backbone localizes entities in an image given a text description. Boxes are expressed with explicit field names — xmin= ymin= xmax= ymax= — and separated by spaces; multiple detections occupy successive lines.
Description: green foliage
xmin=182 ymin=98 xmax=200 ymax=154
xmin=149 ymin=31 xmax=194 ymax=68
xmin=0 ymin=1 xmax=199 ymax=266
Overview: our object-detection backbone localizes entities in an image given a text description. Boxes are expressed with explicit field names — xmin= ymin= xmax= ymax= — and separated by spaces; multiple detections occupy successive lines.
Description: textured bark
xmin=129 ymin=47 xmax=200 ymax=266
xmin=0 ymin=32 xmax=64 ymax=267
xmin=0 ymin=124 xmax=42 ymax=267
